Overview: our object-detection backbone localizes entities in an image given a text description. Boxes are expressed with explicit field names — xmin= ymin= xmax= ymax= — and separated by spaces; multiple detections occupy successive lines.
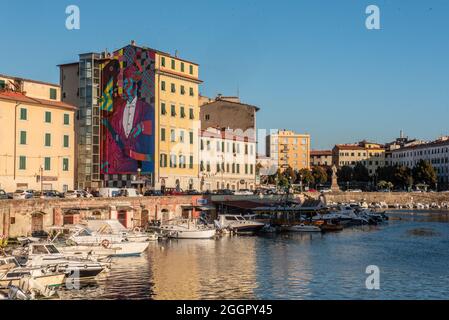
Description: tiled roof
xmin=0 ymin=91 xmax=76 ymax=110
xmin=310 ymin=150 xmax=332 ymax=156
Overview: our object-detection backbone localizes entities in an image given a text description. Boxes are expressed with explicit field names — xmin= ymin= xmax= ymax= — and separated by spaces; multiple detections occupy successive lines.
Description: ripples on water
xmin=57 ymin=211 xmax=449 ymax=300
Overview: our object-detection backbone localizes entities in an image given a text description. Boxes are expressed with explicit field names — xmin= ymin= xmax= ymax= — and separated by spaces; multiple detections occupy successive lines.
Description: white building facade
xmin=390 ymin=137 xmax=449 ymax=188
xmin=199 ymin=128 xmax=256 ymax=191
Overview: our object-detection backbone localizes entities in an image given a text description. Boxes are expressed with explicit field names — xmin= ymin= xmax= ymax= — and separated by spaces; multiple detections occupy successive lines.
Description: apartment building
xmin=60 ymin=42 xmax=202 ymax=191
xmin=266 ymin=130 xmax=310 ymax=172
xmin=199 ymin=127 xmax=256 ymax=191
xmin=0 ymin=74 xmax=75 ymax=191
xmin=389 ymin=137 xmax=449 ymax=188
xmin=332 ymin=141 xmax=385 ymax=176
xmin=310 ymin=150 xmax=333 ymax=167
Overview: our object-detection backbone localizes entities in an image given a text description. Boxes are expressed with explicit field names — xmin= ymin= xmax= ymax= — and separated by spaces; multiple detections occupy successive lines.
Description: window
xmin=179 ymin=155 xmax=186 ymax=168
xmin=161 ymin=102 xmax=167 ymax=115
xmin=63 ymin=135 xmax=69 ymax=148
xmin=236 ymin=164 xmax=240 ymax=174
xmin=189 ymin=131 xmax=194 ymax=144
xmin=189 ymin=65 xmax=193 ymax=75
xmin=0 ymin=79 xmax=5 ymax=90
xmin=171 ymin=59 xmax=176 ymax=70
xmin=250 ymin=165 xmax=254 ymax=174
xmin=245 ymin=144 xmax=248 ymax=155
xmin=171 ymin=104 xmax=176 ymax=117
xmin=160 ymin=154 xmax=168 ymax=168
xmin=181 ymin=62 xmax=185 ymax=72
xmin=170 ymin=154 xmax=177 ymax=168
xmin=161 ymin=128 xmax=166 ymax=141
xmin=64 ymin=114 xmax=70 ymax=125
xmin=181 ymin=85 xmax=185 ymax=95
xmin=245 ymin=164 xmax=248 ymax=174
xmin=170 ymin=129 xmax=176 ymax=142
xmin=189 ymin=87 xmax=194 ymax=96
xmin=189 ymin=155 xmax=194 ymax=169
xmin=207 ymin=161 xmax=211 ymax=172
xmin=200 ymin=161 xmax=205 ymax=171
xmin=45 ymin=133 xmax=51 ymax=147
xmin=44 ymin=157 xmax=51 ymax=171
xmin=189 ymin=108 xmax=194 ymax=119
xmin=161 ymin=81 xmax=166 ymax=91
xmin=20 ymin=131 xmax=27 ymax=145
xmin=161 ymin=57 xmax=166 ymax=67
xmin=63 ymin=158 xmax=69 ymax=171
xmin=171 ymin=83 xmax=176 ymax=93
xmin=50 ymin=88 xmax=57 ymax=100
xmin=180 ymin=131 xmax=185 ymax=143
xmin=180 ymin=106 xmax=186 ymax=118
xmin=20 ymin=108 xmax=27 ymax=120
xmin=45 ymin=111 xmax=52 ymax=123
xmin=19 ymin=156 xmax=26 ymax=170
xmin=205 ymin=114 xmax=210 ymax=121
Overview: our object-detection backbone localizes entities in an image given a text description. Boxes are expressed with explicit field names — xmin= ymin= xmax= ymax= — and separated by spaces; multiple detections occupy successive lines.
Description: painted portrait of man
xmin=100 ymin=46 xmax=155 ymax=175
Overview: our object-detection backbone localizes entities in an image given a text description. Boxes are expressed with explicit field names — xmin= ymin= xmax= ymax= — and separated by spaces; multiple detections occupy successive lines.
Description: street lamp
xmin=137 ymin=168 xmax=142 ymax=194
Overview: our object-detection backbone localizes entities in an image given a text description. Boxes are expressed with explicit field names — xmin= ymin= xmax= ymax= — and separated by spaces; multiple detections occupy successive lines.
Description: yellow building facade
xmin=332 ymin=141 xmax=385 ymax=176
xmin=266 ymin=130 xmax=311 ymax=172
xmin=154 ymin=51 xmax=202 ymax=190
xmin=0 ymin=74 xmax=75 ymax=192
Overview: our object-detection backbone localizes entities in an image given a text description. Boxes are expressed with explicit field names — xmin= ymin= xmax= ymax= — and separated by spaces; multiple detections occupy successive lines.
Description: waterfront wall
xmin=0 ymin=195 xmax=205 ymax=238
xmin=323 ymin=192 xmax=449 ymax=205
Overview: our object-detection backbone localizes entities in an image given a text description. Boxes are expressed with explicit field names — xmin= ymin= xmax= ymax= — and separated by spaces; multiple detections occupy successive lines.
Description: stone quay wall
xmin=322 ymin=192 xmax=449 ymax=206
xmin=0 ymin=195 xmax=206 ymax=238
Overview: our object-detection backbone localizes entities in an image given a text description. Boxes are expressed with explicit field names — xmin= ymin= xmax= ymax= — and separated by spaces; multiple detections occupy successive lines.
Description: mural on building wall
xmin=100 ymin=45 xmax=155 ymax=175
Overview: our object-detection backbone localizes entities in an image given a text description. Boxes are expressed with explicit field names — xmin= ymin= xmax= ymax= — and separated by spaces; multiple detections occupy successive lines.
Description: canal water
xmin=57 ymin=211 xmax=449 ymax=300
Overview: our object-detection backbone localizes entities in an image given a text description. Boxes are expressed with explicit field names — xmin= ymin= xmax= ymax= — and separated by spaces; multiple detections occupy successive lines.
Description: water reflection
xmin=56 ymin=211 xmax=449 ymax=300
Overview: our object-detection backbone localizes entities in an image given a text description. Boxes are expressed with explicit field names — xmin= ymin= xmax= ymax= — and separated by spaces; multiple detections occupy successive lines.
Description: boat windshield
xmin=77 ymin=229 xmax=93 ymax=236
xmin=32 ymin=245 xmax=49 ymax=255
xmin=45 ymin=245 xmax=60 ymax=254
xmin=0 ymin=258 xmax=20 ymax=267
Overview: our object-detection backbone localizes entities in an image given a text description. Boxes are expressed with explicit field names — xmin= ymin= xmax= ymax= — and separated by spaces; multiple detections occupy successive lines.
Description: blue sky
xmin=1 ymin=0 xmax=448 ymax=151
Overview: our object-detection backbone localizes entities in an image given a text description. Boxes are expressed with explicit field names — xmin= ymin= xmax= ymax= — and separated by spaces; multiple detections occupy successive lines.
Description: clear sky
xmin=1 ymin=0 xmax=448 ymax=151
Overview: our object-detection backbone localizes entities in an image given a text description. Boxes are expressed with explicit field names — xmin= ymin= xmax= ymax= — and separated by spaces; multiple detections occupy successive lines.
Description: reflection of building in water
xmin=149 ymin=238 xmax=258 ymax=299
xmin=255 ymin=233 xmax=313 ymax=299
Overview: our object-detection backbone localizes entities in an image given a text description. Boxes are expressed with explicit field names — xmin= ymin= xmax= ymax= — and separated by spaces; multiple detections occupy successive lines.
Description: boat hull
xmin=168 ymin=229 xmax=216 ymax=239
xmin=0 ymin=273 xmax=66 ymax=288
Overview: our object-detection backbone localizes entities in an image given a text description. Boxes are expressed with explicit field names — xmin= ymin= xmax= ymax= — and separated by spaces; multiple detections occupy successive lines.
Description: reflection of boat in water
xmin=320 ymin=223 xmax=344 ymax=232
xmin=285 ymin=224 xmax=322 ymax=233
xmin=155 ymin=219 xmax=216 ymax=239
xmin=215 ymin=215 xmax=265 ymax=234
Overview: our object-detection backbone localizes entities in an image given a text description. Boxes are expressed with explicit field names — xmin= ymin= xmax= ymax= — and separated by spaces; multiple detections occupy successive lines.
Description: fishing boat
xmin=285 ymin=224 xmax=322 ymax=233
xmin=216 ymin=215 xmax=265 ymax=234
xmin=156 ymin=219 xmax=216 ymax=239
xmin=86 ymin=220 xmax=151 ymax=243
xmin=0 ymin=256 xmax=66 ymax=288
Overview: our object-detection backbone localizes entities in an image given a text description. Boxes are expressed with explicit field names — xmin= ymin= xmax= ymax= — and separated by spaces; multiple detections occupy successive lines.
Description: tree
xmin=337 ymin=166 xmax=353 ymax=182
xmin=413 ymin=160 xmax=437 ymax=186
xmin=393 ymin=165 xmax=413 ymax=190
xmin=283 ymin=166 xmax=297 ymax=183
xmin=298 ymin=168 xmax=315 ymax=187
xmin=377 ymin=180 xmax=393 ymax=191
xmin=312 ymin=166 xmax=328 ymax=186
xmin=353 ymin=163 xmax=369 ymax=182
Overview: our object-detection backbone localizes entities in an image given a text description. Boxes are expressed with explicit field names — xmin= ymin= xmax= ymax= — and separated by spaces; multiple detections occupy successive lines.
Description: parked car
xmin=119 ymin=188 xmax=141 ymax=197
xmin=319 ymin=188 xmax=332 ymax=193
xmin=164 ymin=188 xmax=185 ymax=196
xmin=99 ymin=188 xmax=121 ymax=198
xmin=13 ymin=189 xmax=34 ymax=200
xmin=234 ymin=189 xmax=253 ymax=195
xmin=215 ymin=189 xmax=234 ymax=195
xmin=64 ymin=190 xmax=91 ymax=198
xmin=0 ymin=189 xmax=8 ymax=200
xmin=34 ymin=191 xmax=60 ymax=199
xmin=144 ymin=189 xmax=163 ymax=197
xmin=185 ymin=189 xmax=201 ymax=195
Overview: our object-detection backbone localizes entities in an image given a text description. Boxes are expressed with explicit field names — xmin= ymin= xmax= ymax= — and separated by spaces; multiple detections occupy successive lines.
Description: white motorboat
xmin=65 ymin=226 xmax=150 ymax=256
xmin=156 ymin=219 xmax=216 ymax=239
xmin=0 ymin=256 xmax=66 ymax=288
xmin=86 ymin=220 xmax=151 ymax=243
xmin=285 ymin=224 xmax=322 ymax=233
xmin=215 ymin=215 xmax=265 ymax=234
xmin=13 ymin=243 xmax=107 ymax=279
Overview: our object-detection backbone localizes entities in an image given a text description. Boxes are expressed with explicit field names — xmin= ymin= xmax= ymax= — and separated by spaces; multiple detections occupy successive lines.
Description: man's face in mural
xmin=122 ymin=65 xmax=141 ymax=103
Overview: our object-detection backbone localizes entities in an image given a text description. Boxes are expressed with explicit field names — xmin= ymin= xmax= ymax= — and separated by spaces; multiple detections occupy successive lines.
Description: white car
xmin=234 ymin=189 xmax=254 ymax=195
xmin=13 ymin=190 xmax=34 ymax=200
xmin=320 ymin=188 xmax=332 ymax=193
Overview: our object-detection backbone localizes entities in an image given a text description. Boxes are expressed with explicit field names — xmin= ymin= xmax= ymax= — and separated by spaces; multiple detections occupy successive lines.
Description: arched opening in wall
xmin=118 ymin=210 xmax=128 ymax=228
xmin=216 ymin=182 xmax=220 ymax=191
xmin=226 ymin=183 xmax=230 ymax=189
xmin=31 ymin=212 xmax=45 ymax=236
xmin=141 ymin=210 xmax=149 ymax=228
xmin=221 ymin=182 xmax=225 ymax=189
xmin=161 ymin=209 xmax=170 ymax=223
xmin=175 ymin=179 xmax=181 ymax=191
xmin=92 ymin=211 xmax=102 ymax=220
